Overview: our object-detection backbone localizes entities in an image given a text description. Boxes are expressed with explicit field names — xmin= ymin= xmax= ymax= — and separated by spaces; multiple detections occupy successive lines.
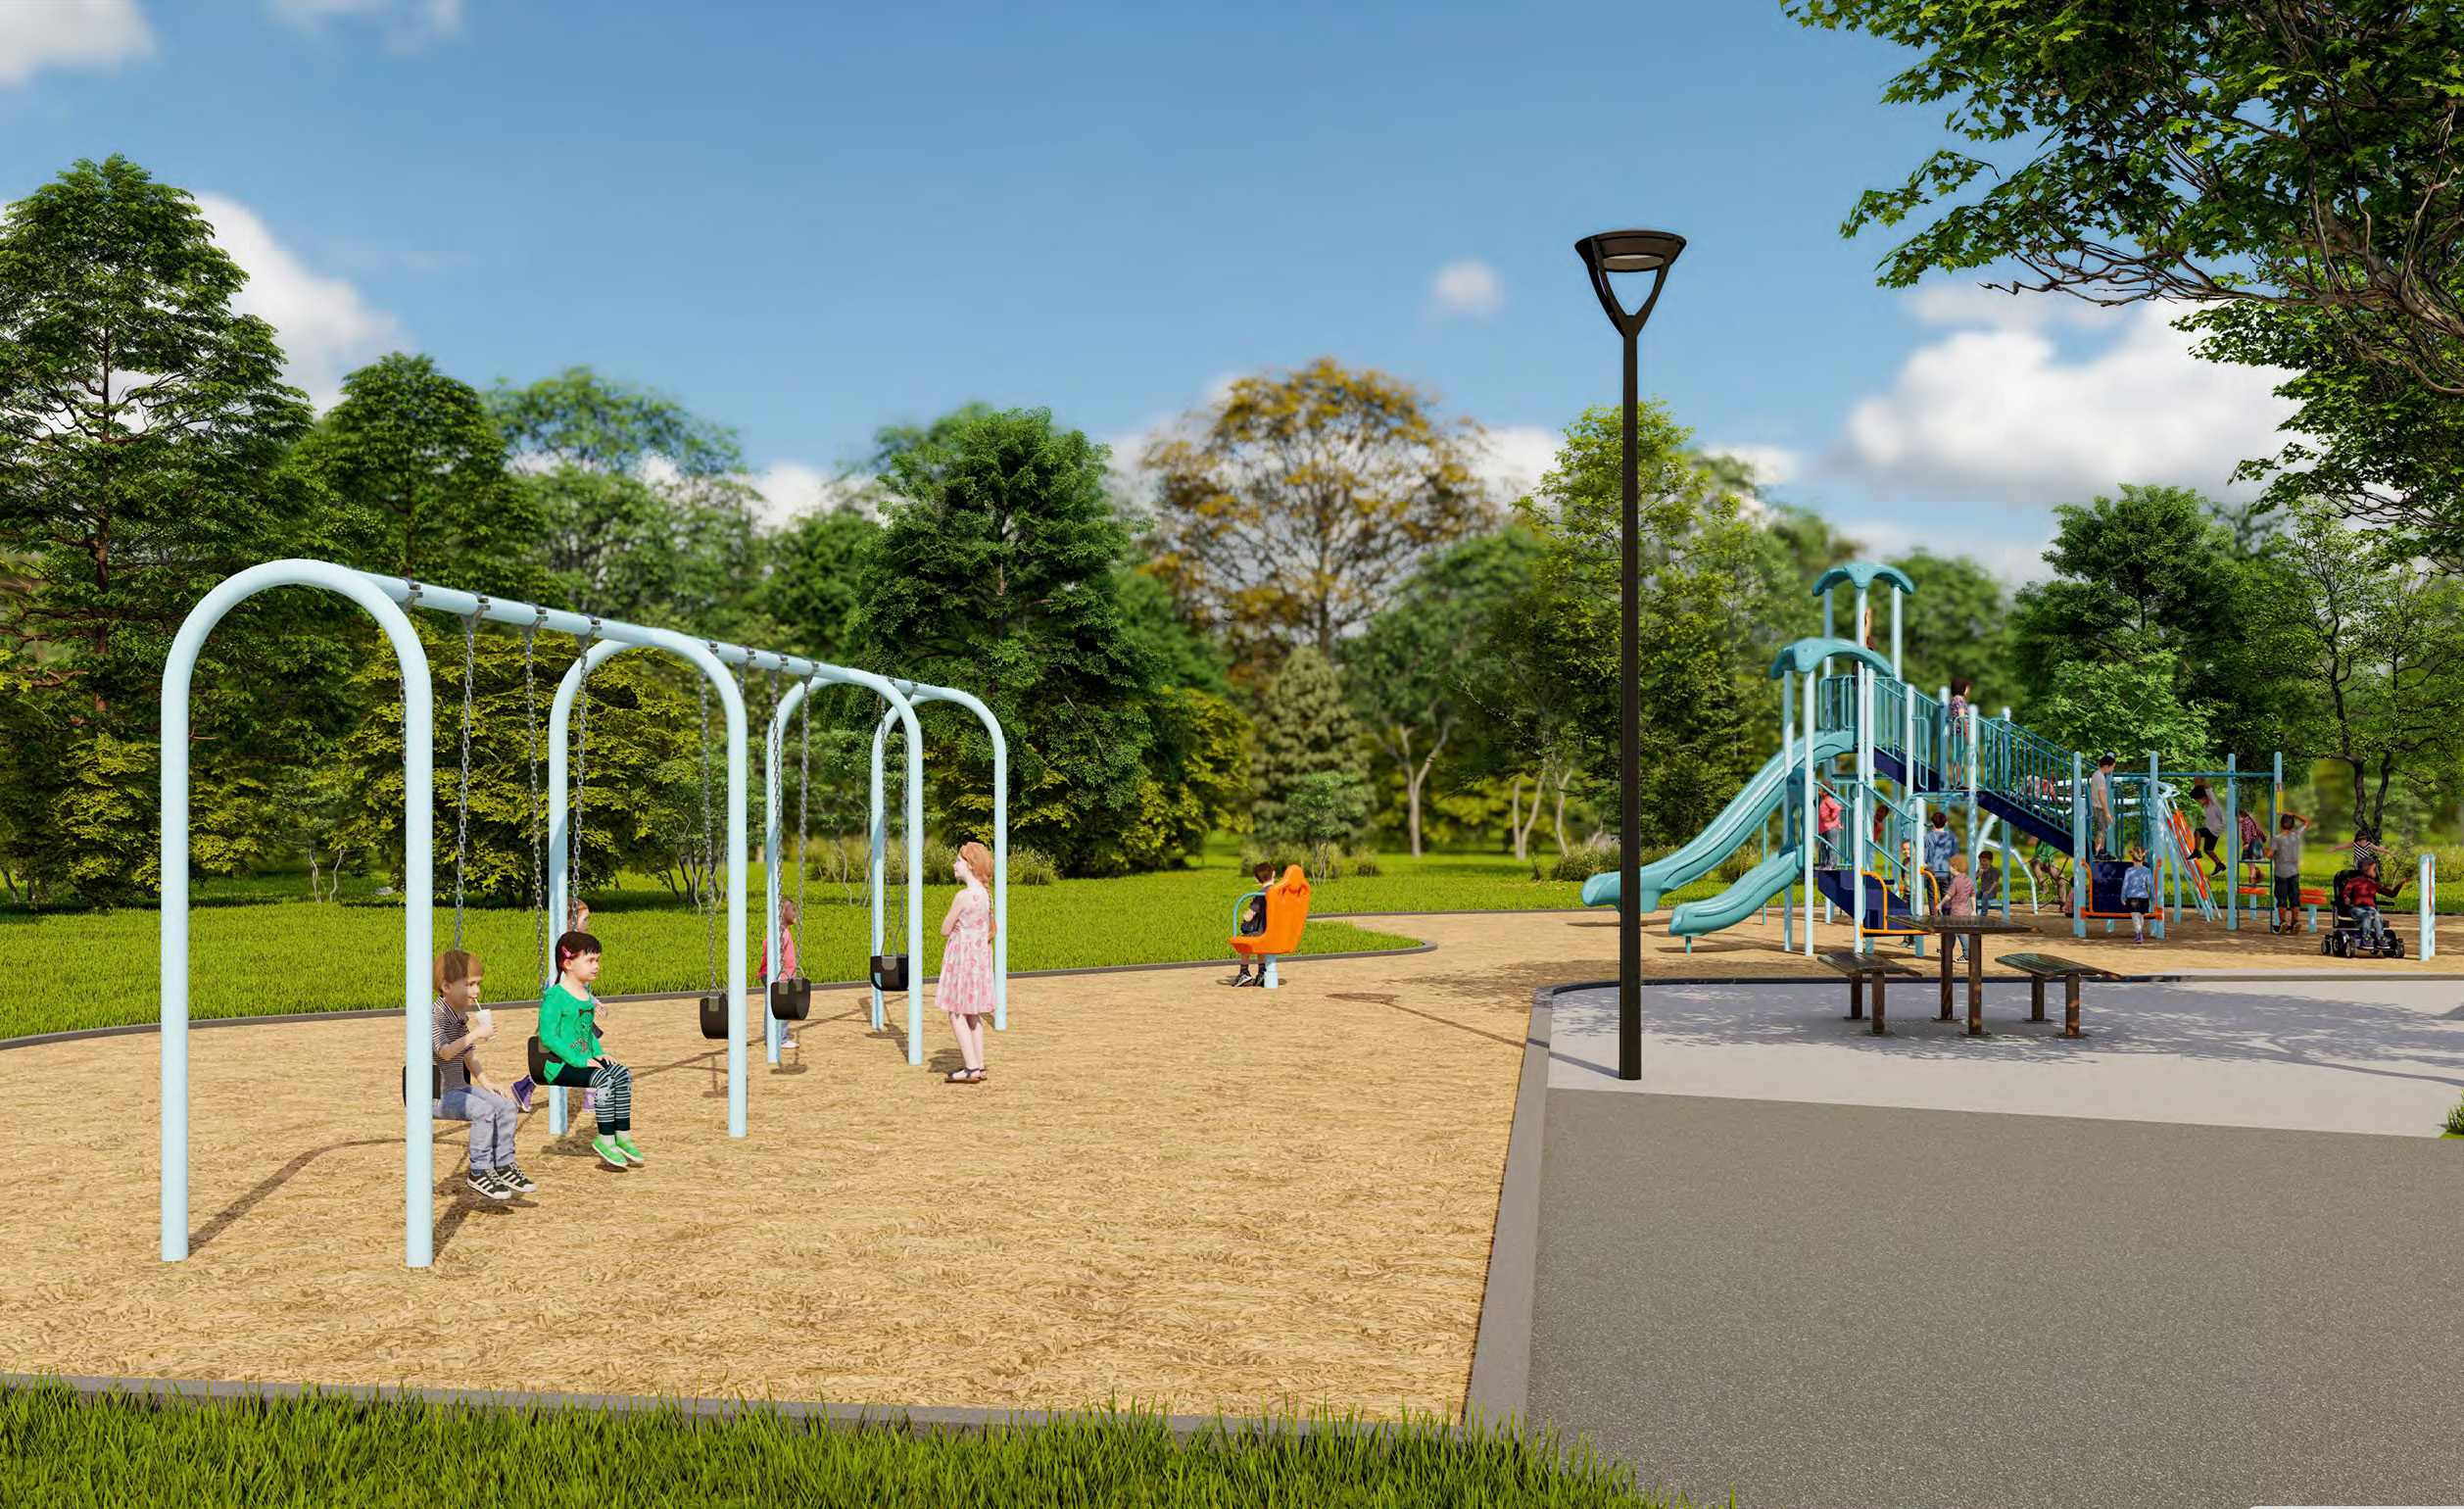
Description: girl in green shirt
xmin=538 ymin=930 xmax=644 ymax=1168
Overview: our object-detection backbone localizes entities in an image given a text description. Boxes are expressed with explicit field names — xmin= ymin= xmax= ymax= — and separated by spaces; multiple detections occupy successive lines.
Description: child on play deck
xmin=936 ymin=841 xmax=999 ymax=1084
xmin=432 ymin=950 xmax=533 ymax=1200
xmin=1229 ymin=860 xmax=1278 ymax=986
xmin=2121 ymin=846 xmax=2155 ymax=943
xmin=2090 ymin=754 xmax=2117 ymax=858
xmin=537 ymin=931 xmax=643 ymax=1168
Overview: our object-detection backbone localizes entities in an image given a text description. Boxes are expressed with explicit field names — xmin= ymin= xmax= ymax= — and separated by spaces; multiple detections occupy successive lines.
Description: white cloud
xmin=1826 ymin=289 xmax=2297 ymax=503
xmin=1701 ymin=442 xmax=1801 ymax=493
xmin=1828 ymin=508 xmax=2060 ymax=588
xmin=0 ymin=0 xmax=152 ymax=86
xmin=1475 ymin=423 xmax=1559 ymax=500
xmin=196 ymin=194 xmax=403 ymax=409
xmin=1430 ymin=259 xmax=1504 ymax=319
xmin=748 ymin=462 xmax=875 ymax=528
xmin=266 ymin=0 xmax=462 ymax=44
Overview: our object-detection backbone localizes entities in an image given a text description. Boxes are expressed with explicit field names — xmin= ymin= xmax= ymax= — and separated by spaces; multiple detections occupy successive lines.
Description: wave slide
xmin=1578 ymin=729 xmax=1853 ymax=912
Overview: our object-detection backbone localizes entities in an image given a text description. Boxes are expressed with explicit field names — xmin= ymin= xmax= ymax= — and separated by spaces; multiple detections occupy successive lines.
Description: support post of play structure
xmin=1965 ymin=705 xmax=1981 ymax=917
xmin=2272 ymin=753 xmax=2284 ymax=844
xmin=1889 ymin=589 xmax=1902 ymax=680
xmin=1855 ymin=662 xmax=1872 ymax=953
xmin=2149 ymin=750 xmax=2164 ymax=941
xmin=160 ymin=561 xmax=436 ymax=1268
xmin=2071 ymin=752 xmax=2087 ymax=940
xmin=2422 ymin=852 xmax=2438 ymax=959
xmin=1803 ymin=668 xmax=1817 ymax=956
xmin=2225 ymin=754 xmax=2240 ymax=933
xmin=1779 ymin=669 xmax=1793 ymax=949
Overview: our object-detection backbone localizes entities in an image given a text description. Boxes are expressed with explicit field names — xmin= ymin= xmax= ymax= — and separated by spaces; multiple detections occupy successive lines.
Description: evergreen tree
xmin=294 ymin=352 xmax=543 ymax=598
xmin=0 ymin=156 xmax=326 ymax=901
xmin=857 ymin=406 xmax=1208 ymax=876
xmin=1249 ymin=646 xmax=1367 ymax=842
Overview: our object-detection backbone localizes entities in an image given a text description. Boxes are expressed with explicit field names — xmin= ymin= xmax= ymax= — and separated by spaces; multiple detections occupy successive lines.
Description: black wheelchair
xmin=2321 ymin=868 xmax=2405 ymax=958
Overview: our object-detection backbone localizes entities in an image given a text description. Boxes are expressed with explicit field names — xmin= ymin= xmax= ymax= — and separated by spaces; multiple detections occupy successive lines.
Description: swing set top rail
xmin=358 ymin=568 xmax=856 ymax=683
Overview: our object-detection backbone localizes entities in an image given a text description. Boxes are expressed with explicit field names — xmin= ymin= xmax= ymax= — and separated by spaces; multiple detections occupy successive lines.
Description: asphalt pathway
xmin=1529 ymin=1091 xmax=2464 ymax=1509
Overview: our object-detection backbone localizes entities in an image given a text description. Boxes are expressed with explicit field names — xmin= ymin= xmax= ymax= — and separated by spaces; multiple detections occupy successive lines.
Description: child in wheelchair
xmin=2327 ymin=858 xmax=2405 ymax=958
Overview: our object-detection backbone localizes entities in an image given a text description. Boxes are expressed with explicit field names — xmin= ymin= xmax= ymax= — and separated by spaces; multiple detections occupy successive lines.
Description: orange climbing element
xmin=1231 ymin=864 xmax=1312 ymax=958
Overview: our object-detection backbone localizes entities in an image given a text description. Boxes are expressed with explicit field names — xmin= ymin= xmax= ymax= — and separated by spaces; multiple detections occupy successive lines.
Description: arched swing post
xmin=355 ymin=573 xmax=753 ymax=1142
xmin=763 ymin=664 xmax=925 ymax=1065
xmin=889 ymin=678 xmax=1010 ymax=1031
xmin=162 ymin=560 xmax=437 ymax=1268
xmin=867 ymin=706 xmax=930 ymax=1062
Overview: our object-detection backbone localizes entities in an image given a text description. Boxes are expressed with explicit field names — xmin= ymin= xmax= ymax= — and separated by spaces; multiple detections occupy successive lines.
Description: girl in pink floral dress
xmin=937 ymin=841 xmax=998 ymax=1083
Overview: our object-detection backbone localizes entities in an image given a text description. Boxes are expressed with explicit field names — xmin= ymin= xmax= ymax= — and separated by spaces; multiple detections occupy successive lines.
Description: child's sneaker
xmin=463 ymin=1167 xmax=512 ymax=1201
xmin=591 ymin=1134 xmax=631 ymax=1168
xmin=611 ymin=1133 xmax=646 ymax=1164
xmin=497 ymin=1163 xmax=538 ymax=1193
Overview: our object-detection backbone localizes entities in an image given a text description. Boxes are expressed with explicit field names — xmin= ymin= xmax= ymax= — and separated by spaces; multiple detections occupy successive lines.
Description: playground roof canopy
xmin=1811 ymin=561 xmax=1916 ymax=597
xmin=1766 ymin=637 xmax=1893 ymax=680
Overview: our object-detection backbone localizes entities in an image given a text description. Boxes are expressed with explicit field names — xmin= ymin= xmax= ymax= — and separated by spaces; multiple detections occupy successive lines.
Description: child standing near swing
xmin=936 ymin=841 xmax=998 ymax=1084
xmin=537 ymin=930 xmax=644 ymax=1168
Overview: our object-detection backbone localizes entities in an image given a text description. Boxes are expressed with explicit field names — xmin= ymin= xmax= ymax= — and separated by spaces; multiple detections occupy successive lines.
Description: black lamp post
xmin=1574 ymin=227 xmax=1685 ymax=1083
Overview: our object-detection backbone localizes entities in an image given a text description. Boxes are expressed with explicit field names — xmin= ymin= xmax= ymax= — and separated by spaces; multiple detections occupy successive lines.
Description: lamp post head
xmin=1575 ymin=227 xmax=1686 ymax=336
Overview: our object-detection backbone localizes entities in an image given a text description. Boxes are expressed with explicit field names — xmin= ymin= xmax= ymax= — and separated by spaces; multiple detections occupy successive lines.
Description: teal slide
xmin=1668 ymin=848 xmax=1803 ymax=936
xmin=1578 ymin=728 xmax=1851 ymax=911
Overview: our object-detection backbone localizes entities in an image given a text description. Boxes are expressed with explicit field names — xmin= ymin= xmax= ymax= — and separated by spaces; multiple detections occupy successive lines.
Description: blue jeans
xmin=434 ymin=1086 xmax=517 ymax=1170
xmin=2352 ymin=905 xmax=2387 ymax=946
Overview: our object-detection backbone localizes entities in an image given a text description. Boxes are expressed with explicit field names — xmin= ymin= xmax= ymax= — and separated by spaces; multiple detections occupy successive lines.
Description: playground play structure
xmin=1582 ymin=562 xmax=2381 ymax=955
xmin=158 ymin=560 xmax=1009 ymax=1268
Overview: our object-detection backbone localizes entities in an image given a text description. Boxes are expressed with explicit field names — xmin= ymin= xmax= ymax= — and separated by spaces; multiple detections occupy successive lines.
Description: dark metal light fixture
xmin=1573 ymin=227 xmax=1686 ymax=1083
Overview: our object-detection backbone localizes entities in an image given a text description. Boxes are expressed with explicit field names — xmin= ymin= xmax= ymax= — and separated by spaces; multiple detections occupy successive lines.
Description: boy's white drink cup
xmin=472 ymin=1008 xmax=494 ymax=1034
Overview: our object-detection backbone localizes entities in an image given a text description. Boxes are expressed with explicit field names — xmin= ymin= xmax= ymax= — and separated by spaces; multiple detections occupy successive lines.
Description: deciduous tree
xmin=1142 ymin=358 xmax=1492 ymax=670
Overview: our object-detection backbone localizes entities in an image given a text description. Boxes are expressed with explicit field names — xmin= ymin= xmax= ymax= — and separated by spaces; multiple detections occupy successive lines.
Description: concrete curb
xmin=0 ymin=944 xmax=1439 ymax=1055
xmin=0 ymin=1373 xmax=1478 ymax=1443
xmin=1463 ymin=985 xmax=1564 ymax=1425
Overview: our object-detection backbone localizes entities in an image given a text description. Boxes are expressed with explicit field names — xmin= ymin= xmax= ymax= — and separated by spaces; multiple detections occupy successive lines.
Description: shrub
xmin=1341 ymin=848 xmax=1381 ymax=878
xmin=1007 ymin=846 xmax=1059 ymax=886
xmin=2444 ymin=1092 xmax=2464 ymax=1139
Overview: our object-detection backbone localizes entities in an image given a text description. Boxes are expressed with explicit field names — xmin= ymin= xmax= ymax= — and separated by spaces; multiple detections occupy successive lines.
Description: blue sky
xmin=0 ymin=0 xmax=2296 ymax=580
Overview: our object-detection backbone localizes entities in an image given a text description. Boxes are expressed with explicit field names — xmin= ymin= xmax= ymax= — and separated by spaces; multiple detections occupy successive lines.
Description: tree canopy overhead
xmin=1793 ymin=1 xmax=2464 ymax=393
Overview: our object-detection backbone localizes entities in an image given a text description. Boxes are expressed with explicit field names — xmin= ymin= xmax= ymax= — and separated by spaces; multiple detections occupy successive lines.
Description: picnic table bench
xmin=1815 ymin=949 xmax=1922 ymax=1036
xmin=1998 ymin=951 xmax=2115 ymax=1038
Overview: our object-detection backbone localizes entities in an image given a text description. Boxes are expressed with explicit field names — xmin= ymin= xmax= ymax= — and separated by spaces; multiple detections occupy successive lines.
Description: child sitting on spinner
xmin=536 ymin=930 xmax=643 ymax=1168
xmin=1229 ymin=860 xmax=1277 ymax=987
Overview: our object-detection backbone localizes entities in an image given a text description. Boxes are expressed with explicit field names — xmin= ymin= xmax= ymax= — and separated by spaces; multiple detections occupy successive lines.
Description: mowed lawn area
xmin=0 ymin=850 xmax=1602 ymax=1039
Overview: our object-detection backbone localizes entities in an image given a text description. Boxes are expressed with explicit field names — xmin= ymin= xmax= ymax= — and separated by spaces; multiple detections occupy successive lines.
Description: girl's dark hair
xmin=1252 ymin=860 xmax=1278 ymax=881
xmin=2190 ymin=781 xmax=2208 ymax=800
xmin=1950 ymin=677 xmax=1970 ymax=697
xmin=1929 ymin=810 xmax=1948 ymax=828
xmin=555 ymin=931 xmax=603 ymax=972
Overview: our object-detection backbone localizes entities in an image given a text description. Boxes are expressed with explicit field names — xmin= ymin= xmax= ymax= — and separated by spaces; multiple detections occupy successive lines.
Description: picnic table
xmin=1925 ymin=920 xmax=2041 ymax=1037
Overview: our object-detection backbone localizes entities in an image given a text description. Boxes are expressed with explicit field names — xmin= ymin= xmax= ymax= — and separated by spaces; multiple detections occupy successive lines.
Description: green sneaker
xmin=592 ymin=1134 xmax=631 ymax=1168
xmin=611 ymin=1133 xmax=646 ymax=1164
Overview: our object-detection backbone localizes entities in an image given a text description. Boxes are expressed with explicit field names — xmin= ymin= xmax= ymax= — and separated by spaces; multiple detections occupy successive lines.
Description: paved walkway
xmin=1521 ymin=981 xmax=2464 ymax=1509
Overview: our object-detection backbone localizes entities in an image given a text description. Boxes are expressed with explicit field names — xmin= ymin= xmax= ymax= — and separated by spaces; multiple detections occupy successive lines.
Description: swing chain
xmin=572 ymin=617 xmax=600 ymax=911
xmin=797 ymin=673 xmax=811 ymax=925
xmin=453 ymin=602 xmax=483 ymax=949
xmin=522 ymin=611 xmax=547 ymax=988
xmin=699 ymin=659 xmax=717 ymax=995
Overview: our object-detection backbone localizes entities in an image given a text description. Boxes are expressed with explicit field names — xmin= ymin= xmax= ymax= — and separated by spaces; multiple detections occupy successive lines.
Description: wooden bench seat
xmin=1816 ymin=949 xmax=1922 ymax=1036
xmin=1998 ymin=951 xmax=2116 ymax=1038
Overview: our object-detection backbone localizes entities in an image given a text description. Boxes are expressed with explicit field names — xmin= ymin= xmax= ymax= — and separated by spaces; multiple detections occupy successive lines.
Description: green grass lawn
xmin=0 ymin=849 xmax=1606 ymax=1040
xmin=0 ymin=1384 xmax=1688 ymax=1508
